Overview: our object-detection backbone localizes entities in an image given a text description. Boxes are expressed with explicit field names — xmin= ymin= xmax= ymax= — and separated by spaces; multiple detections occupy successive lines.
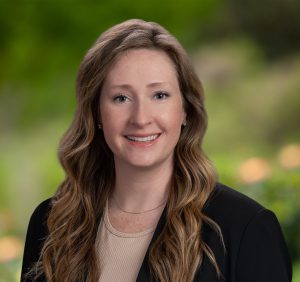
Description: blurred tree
xmin=228 ymin=0 xmax=300 ymax=59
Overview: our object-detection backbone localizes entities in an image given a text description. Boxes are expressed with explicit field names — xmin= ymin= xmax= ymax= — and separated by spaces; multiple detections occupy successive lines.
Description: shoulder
xmin=21 ymin=198 xmax=52 ymax=280
xmin=30 ymin=198 xmax=53 ymax=224
xmin=203 ymin=182 xmax=283 ymax=246
xmin=206 ymin=182 xmax=265 ymax=212
xmin=26 ymin=198 xmax=53 ymax=238
xmin=201 ymin=183 xmax=292 ymax=281
xmin=202 ymin=182 xmax=270 ymax=250
xmin=204 ymin=183 xmax=265 ymax=227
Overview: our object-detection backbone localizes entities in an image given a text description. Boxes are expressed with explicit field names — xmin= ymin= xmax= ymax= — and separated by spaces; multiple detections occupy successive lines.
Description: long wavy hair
xmin=30 ymin=19 xmax=222 ymax=281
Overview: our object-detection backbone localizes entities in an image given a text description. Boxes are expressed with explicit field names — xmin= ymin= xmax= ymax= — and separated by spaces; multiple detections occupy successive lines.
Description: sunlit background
xmin=0 ymin=1 xmax=299 ymax=281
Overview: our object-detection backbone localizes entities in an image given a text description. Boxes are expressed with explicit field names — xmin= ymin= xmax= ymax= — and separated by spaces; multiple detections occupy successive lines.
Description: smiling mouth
xmin=125 ymin=134 xmax=161 ymax=142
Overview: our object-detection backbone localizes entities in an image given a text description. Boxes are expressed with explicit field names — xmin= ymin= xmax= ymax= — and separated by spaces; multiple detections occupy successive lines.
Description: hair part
xmin=29 ymin=19 xmax=223 ymax=282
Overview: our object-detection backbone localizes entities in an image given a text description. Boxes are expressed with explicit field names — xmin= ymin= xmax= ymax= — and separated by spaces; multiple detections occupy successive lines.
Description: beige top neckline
xmin=104 ymin=199 xmax=157 ymax=238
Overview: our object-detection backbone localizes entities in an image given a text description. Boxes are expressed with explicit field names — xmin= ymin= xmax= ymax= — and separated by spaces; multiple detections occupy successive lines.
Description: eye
xmin=113 ymin=94 xmax=130 ymax=103
xmin=153 ymin=91 xmax=169 ymax=100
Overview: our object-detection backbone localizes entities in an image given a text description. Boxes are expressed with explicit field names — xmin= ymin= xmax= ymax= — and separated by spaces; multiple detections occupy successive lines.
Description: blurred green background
xmin=0 ymin=0 xmax=299 ymax=281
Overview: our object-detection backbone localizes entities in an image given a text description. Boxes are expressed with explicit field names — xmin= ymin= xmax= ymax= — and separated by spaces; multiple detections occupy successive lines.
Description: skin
xmin=100 ymin=49 xmax=186 ymax=232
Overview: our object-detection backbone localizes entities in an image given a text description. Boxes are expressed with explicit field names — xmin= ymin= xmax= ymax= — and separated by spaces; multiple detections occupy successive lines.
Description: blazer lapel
xmin=136 ymin=206 xmax=167 ymax=282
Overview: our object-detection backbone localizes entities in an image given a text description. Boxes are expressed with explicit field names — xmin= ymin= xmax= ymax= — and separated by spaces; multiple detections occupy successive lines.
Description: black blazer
xmin=21 ymin=183 xmax=292 ymax=281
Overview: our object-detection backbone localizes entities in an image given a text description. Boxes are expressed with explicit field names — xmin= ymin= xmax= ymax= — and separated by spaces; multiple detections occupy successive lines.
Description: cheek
xmin=160 ymin=108 xmax=184 ymax=133
xmin=99 ymin=106 xmax=115 ymax=142
xmin=101 ymin=124 xmax=121 ymax=154
xmin=100 ymin=102 xmax=116 ymax=128
xmin=100 ymin=106 xmax=127 ymax=145
xmin=169 ymin=102 xmax=185 ymax=123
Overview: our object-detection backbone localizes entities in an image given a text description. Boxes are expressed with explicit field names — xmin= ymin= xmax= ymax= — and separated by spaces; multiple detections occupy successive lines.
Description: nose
xmin=129 ymin=100 xmax=152 ymax=128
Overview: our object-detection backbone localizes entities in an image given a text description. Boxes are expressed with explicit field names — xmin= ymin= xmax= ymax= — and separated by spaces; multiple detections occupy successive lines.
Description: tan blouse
xmin=96 ymin=200 xmax=156 ymax=282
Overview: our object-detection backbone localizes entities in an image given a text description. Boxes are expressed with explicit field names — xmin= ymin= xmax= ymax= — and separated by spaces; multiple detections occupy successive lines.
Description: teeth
xmin=126 ymin=134 xmax=159 ymax=142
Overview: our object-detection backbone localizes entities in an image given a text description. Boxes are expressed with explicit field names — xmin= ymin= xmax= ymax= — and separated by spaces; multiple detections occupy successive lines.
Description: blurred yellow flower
xmin=278 ymin=144 xmax=300 ymax=169
xmin=238 ymin=157 xmax=271 ymax=184
xmin=0 ymin=236 xmax=23 ymax=263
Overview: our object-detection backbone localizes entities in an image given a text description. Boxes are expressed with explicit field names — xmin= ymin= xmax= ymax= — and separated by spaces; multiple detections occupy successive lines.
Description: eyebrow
xmin=110 ymin=81 xmax=168 ymax=90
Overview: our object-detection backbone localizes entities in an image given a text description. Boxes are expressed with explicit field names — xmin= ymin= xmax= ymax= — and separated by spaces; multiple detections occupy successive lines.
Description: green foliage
xmin=227 ymin=0 xmax=300 ymax=58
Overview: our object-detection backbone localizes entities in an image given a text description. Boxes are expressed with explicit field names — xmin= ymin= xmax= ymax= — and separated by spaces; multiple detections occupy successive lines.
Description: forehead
xmin=104 ymin=48 xmax=178 ymax=85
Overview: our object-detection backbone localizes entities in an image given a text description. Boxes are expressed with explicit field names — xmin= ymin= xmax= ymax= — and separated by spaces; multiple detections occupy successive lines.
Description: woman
xmin=21 ymin=19 xmax=292 ymax=282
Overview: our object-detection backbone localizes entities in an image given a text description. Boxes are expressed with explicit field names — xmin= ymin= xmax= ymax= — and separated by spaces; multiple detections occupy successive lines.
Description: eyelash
xmin=113 ymin=94 xmax=129 ymax=103
xmin=112 ymin=91 xmax=170 ymax=103
xmin=153 ymin=91 xmax=170 ymax=100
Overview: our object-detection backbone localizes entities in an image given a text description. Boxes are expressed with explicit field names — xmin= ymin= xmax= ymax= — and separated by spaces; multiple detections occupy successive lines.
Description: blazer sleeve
xmin=236 ymin=209 xmax=292 ymax=282
xmin=21 ymin=199 xmax=51 ymax=281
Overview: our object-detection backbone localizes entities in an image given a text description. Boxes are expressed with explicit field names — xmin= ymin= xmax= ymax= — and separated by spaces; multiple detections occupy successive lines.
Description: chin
xmin=128 ymin=157 xmax=172 ymax=170
xmin=128 ymin=161 xmax=157 ymax=169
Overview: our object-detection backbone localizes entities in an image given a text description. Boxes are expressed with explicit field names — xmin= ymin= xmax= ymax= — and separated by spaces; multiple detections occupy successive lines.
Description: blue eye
xmin=113 ymin=95 xmax=129 ymax=103
xmin=154 ymin=91 xmax=169 ymax=100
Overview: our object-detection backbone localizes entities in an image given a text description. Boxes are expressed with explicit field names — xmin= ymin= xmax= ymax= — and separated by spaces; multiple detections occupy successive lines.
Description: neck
xmin=111 ymin=161 xmax=173 ymax=212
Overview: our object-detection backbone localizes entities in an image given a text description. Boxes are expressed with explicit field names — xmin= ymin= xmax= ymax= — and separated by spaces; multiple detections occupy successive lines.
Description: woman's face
xmin=100 ymin=48 xmax=186 ymax=170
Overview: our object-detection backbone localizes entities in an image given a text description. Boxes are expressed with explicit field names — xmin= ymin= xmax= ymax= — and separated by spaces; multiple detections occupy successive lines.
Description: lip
xmin=124 ymin=133 xmax=161 ymax=147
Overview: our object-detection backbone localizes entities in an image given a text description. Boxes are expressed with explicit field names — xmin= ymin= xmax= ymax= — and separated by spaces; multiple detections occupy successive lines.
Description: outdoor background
xmin=0 ymin=1 xmax=299 ymax=281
